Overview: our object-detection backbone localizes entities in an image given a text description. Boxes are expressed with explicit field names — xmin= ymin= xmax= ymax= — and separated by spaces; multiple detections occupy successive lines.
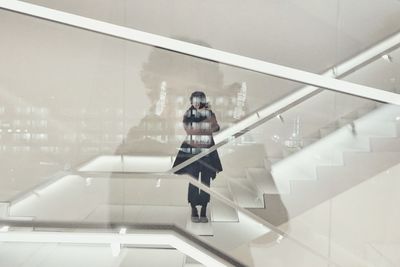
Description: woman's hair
xmin=190 ymin=91 xmax=207 ymax=104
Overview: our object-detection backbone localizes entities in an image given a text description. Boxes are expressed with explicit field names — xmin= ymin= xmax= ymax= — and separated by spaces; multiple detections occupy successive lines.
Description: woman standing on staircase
xmin=173 ymin=91 xmax=223 ymax=223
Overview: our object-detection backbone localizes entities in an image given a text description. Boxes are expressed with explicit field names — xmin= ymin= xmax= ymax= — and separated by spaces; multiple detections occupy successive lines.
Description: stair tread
xmin=370 ymin=137 xmax=400 ymax=152
xmin=85 ymin=204 xmax=189 ymax=227
xmin=341 ymin=151 xmax=400 ymax=167
xmin=210 ymin=187 xmax=239 ymax=222
xmin=186 ymin=217 xmax=214 ymax=236
xmin=228 ymin=179 xmax=264 ymax=208
xmin=252 ymin=105 xmax=400 ymax=223
xmin=246 ymin=168 xmax=290 ymax=194
xmin=279 ymin=152 xmax=400 ymax=216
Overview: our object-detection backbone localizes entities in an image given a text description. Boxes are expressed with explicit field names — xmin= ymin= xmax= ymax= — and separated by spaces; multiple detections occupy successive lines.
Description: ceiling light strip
xmin=0 ymin=0 xmax=400 ymax=104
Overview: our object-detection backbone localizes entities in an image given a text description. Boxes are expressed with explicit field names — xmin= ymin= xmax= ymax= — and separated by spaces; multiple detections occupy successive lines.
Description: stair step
xmin=341 ymin=112 xmax=360 ymax=121
xmin=305 ymin=130 xmax=322 ymax=139
xmin=342 ymin=151 xmax=400 ymax=168
xmin=359 ymin=105 xmax=400 ymax=122
xmin=219 ymin=143 xmax=266 ymax=178
xmin=301 ymin=137 xmax=320 ymax=147
xmin=210 ymin=187 xmax=239 ymax=222
xmin=186 ymin=216 xmax=213 ymax=236
xmin=313 ymin=152 xmax=400 ymax=194
xmin=85 ymin=204 xmax=189 ymax=227
xmin=259 ymin=106 xmax=400 ymax=222
xmin=228 ymin=179 xmax=264 ymax=208
xmin=319 ymin=126 xmax=337 ymax=137
xmin=246 ymin=168 xmax=290 ymax=194
xmin=370 ymin=137 xmax=400 ymax=152
xmin=0 ymin=202 xmax=9 ymax=218
xmin=263 ymin=157 xmax=282 ymax=170
xmin=109 ymin=178 xmax=188 ymax=206
xmin=271 ymin=127 xmax=375 ymax=183
xmin=211 ymin=173 xmax=228 ymax=187
xmin=356 ymin=104 xmax=378 ymax=117
xmin=351 ymin=121 xmax=397 ymax=137
xmin=337 ymin=117 xmax=354 ymax=127
xmin=267 ymin=152 xmax=400 ymax=221
xmin=271 ymin=159 xmax=318 ymax=182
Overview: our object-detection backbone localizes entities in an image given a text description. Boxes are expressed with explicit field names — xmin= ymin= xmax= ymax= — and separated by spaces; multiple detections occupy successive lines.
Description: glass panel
xmin=0 ymin=9 xmax=301 ymax=201
xmin=1 ymin=7 xmax=400 ymax=267
xmin=11 ymin=0 xmax=400 ymax=72
xmin=0 ymin=10 xmax=334 ymax=266
xmin=343 ymin=45 xmax=400 ymax=93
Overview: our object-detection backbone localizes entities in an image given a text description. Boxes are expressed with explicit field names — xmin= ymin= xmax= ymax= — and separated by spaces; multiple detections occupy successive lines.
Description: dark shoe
xmin=199 ymin=216 xmax=209 ymax=223
xmin=191 ymin=216 xmax=200 ymax=223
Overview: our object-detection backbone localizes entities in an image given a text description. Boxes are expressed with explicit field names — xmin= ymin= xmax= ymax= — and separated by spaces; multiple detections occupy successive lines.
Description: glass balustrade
xmin=0 ymin=4 xmax=400 ymax=267
xmin=343 ymin=45 xmax=400 ymax=94
xmin=0 ymin=8 xmax=302 ymax=202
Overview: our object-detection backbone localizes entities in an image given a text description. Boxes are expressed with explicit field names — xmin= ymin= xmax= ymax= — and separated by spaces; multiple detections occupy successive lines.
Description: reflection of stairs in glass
xmin=220 ymin=104 xmax=400 ymax=226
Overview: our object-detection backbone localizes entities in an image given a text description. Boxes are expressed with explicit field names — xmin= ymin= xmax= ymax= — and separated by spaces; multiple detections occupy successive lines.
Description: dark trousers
xmin=188 ymin=170 xmax=212 ymax=206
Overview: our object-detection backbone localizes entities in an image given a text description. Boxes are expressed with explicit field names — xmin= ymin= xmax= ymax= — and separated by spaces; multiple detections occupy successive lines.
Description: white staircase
xmin=215 ymin=103 xmax=400 ymax=227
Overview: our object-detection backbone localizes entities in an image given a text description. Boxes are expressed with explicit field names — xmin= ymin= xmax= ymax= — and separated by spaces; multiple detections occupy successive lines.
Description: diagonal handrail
xmin=1 ymin=0 xmax=400 ymax=105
